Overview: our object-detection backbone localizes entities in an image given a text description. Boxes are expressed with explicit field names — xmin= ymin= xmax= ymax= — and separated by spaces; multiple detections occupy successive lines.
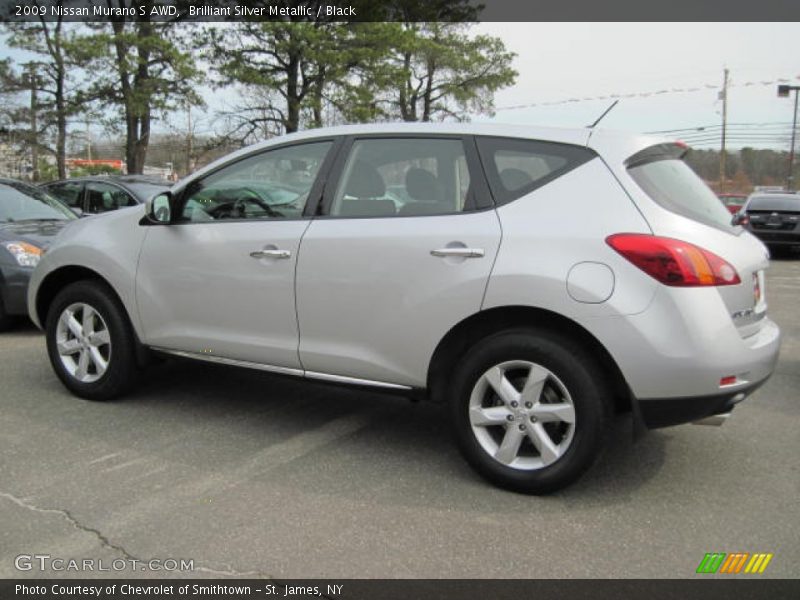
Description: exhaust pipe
xmin=692 ymin=413 xmax=731 ymax=427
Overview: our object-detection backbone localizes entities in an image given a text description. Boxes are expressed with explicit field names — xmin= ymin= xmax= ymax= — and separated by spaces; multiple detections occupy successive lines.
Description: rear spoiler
xmin=624 ymin=142 xmax=689 ymax=169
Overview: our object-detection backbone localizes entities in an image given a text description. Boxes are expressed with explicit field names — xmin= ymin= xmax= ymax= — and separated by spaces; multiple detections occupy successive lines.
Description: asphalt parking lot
xmin=0 ymin=259 xmax=798 ymax=580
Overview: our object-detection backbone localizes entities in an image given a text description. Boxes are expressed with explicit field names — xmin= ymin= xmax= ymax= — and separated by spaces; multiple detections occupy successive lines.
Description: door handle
xmin=250 ymin=249 xmax=292 ymax=259
xmin=430 ymin=247 xmax=485 ymax=258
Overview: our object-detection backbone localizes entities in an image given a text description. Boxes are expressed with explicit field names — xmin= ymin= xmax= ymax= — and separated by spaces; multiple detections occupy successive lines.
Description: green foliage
xmin=205 ymin=19 xmax=516 ymax=140
xmin=2 ymin=15 xmax=85 ymax=178
xmin=205 ymin=20 xmax=375 ymax=135
xmin=70 ymin=6 xmax=204 ymax=172
xmin=389 ymin=23 xmax=517 ymax=122
xmin=74 ymin=21 xmax=203 ymax=115
xmin=37 ymin=159 xmax=60 ymax=182
xmin=69 ymin=164 xmax=123 ymax=177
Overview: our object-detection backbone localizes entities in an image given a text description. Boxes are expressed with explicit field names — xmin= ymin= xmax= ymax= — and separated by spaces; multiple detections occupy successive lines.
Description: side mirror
xmin=72 ymin=207 xmax=85 ymax=217
xmin=145 ymin=192 xmax=173 ymax=224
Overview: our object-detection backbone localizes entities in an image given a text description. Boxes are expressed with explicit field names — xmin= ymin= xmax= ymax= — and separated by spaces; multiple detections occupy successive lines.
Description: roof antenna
xmin=588 ymin=100 xmax=619 ymax=129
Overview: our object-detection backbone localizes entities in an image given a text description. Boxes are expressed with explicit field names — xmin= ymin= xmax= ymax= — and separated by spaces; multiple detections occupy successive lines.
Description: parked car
xmin=27 ymin=124 xmax=780 ymax=493
xmin=0 ymin=179 xmax=76 ymax=330
xmin=740 ymin=192 xmax=800 ymax=252
xmin=718 ymin=193 xmax=747 ymax=214
xmin=40 ymin=175 xmax=170 ymax=216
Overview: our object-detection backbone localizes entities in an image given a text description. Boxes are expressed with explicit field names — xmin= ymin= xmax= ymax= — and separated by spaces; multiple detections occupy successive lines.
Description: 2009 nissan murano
xmin=28 ymin=123 xmax=781 ymax=493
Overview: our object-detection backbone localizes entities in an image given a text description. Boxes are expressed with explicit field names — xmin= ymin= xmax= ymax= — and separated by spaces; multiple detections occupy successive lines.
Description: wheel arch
xmin=35 ymin=265 xmax=109 ymax=327
xmin=427 ymin=305 xmax=632 ymax=412
xmin=34 ymin=265 xmax=151 ymax=367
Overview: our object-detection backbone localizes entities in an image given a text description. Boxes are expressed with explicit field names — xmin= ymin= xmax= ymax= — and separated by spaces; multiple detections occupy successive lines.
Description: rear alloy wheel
xmin=468 ymin=360 xmax=576 ymax=470
xmin=450 ymin=329 xmax=608 ymax=494
xmin=46 ymin=281 xmax=139 ymax=400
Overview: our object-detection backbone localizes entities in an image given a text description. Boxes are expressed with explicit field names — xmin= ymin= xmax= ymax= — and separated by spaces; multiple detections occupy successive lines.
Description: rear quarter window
xmin=476 ymin=137 xmax=596 ymax=205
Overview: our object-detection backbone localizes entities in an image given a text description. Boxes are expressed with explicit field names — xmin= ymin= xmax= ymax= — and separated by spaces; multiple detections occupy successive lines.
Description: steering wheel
xmin=231 ymin=188 xmax=280 ymax=218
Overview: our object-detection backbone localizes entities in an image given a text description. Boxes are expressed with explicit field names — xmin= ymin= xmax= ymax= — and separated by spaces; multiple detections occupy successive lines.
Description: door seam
xmin=293 ymin=219 xmax=315 ymax=371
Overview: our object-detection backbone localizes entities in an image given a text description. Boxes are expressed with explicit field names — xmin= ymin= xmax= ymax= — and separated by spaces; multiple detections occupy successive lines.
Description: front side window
xmin=329 ymin=138 xmax=472 ymax=218
xmin=179 ymin=141 xmax=332 ymax=222
xmin=476 ymin=137 xmax=596 ymax=205
xmin=86 ymin=182 xmax=136 ymax=213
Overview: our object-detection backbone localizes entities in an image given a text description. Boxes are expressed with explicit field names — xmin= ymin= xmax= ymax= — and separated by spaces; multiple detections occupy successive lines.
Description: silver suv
xmin=28 ymin=124 xmax=781 ymax=493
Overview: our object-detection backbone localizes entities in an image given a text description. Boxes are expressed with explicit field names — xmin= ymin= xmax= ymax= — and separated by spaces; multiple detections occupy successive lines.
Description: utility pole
xmin=718 ymin=68 xmax=729 ymax=194
xmin=85 ymin=118 xmax=92 ymax=161
xmin=26 ymin=63 xmax=40 ymax=182
xmin=186 ymin=104 xmax=194 ymax=175
xmin=778 ymin=84 xmax=800 ymax=190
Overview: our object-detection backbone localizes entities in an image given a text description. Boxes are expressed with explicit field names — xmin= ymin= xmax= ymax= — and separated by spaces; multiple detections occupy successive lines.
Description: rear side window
xmin=86 ymin=182 xmax=136 ymax=213
xmin=329 ymin=138 xmax=474 ymax=218
xmin=628 ymin=157 xmax=735 ymax=231
xmin=45 ymin=182 xmax=84 ymax=208
xmin=476 ymin=137 xmax=595 ymax=205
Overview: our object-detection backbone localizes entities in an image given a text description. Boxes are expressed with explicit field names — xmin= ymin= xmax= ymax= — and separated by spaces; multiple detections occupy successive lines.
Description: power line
xmin=495 ymin=76 xmax=800 ymax=112
xmin=649 ymin=121 xmax=794 ymax=134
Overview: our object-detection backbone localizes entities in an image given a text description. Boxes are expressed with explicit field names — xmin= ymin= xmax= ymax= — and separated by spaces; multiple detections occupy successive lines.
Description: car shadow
xmin=2 ymin=319 xmax=41 ymax=336
xmin=768 ymin=248 xmax=800 ymax=261
xmin=116 ymin=357 xmax=668 ymax=508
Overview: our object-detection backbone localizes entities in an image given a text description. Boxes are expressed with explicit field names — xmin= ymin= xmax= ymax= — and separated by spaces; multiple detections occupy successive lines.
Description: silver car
xmin=27 ymin=124 xmax=781 ymax=493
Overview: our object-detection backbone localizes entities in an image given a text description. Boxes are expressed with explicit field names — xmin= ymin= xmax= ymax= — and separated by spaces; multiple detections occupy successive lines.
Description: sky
xmin=3 ymin=22 xmax=800 ymax=150
xmin=473 ymin=22 xmax=800 ymax=148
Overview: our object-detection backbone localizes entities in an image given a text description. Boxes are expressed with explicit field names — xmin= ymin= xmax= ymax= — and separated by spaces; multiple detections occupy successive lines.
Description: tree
xmin=205 ymin=19 xmax=387 ymax=138
xmin=74 ymin=1 xmax=203 ymax=173
xmin=207 ymin=20 xmax=516 ymax=141
xmin=387 ymin=23 xmax=517 ymax=122
xmin=2 ymin=8 xmax=82 ymax=179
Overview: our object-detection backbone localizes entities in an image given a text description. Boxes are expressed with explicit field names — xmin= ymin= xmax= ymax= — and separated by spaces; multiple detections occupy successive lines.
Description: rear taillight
xmin=606 ymin=234 xmax=741 ymax=287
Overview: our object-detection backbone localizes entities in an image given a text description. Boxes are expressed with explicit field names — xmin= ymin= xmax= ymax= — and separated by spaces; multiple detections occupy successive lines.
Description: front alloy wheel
xmin=56 ymin=303 xmax=112 ymax=383
xmin=46 ymin=280 xmax=139 ymax=400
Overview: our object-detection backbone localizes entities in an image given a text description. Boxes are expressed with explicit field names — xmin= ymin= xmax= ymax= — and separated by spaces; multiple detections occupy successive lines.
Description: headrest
xmin=344 ymin=160 xmax=386 ymax=198
xmin=405 ymin=168 xmax=440 ymax=202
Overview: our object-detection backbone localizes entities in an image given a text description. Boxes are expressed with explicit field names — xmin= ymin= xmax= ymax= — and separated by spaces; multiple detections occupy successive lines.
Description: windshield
xmin=628 ymin=158 xmax=735 ymax=231
xmin=0 ymin=181 xmax=77 ymax=222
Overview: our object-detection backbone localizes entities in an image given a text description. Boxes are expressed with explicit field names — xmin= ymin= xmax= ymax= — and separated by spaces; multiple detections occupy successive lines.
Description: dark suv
xmin=741 ymin=192 xmax=800 ymax=252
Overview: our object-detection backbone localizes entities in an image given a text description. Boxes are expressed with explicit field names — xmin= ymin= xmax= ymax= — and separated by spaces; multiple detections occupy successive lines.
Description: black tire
xmin=448 ymin=328 xmax=609 ymax=494
xmin=45 ymin=280 xmax=139 ymax=400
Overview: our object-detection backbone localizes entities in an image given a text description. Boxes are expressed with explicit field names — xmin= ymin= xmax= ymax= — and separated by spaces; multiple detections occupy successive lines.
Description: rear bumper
xmin=636 ymin=377 xmax=768 ymax=429
xmin=588 ymin=295 xmax=781 ymax=400
xmin=0 ymin=264 xmax=33 ymax=316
